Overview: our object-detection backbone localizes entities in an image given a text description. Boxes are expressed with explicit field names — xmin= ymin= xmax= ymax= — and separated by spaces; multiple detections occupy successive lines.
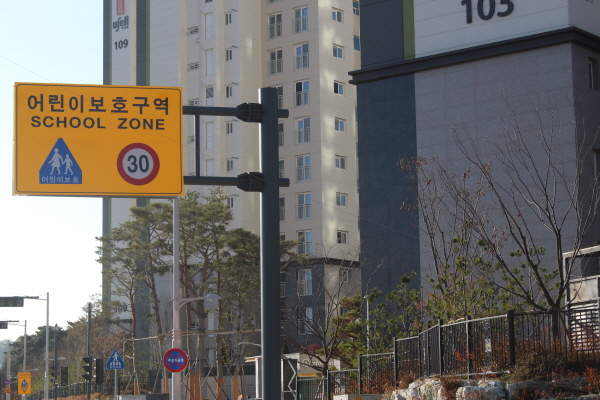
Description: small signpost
xmin=17 ymin=372 xmax=31 ymax=395
xmin=163 ymin=348 xmax=188 ymax=373
xmin=106 ymin=350 xmax=125 ymax=400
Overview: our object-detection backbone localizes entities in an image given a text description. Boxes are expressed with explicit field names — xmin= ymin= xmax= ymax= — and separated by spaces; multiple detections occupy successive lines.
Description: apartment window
xmin=590 ymin=58 xmax=599 ymax=89
xmin=205 ymin=13 xmax=214 ymax=39
xmin=225 ymin=12 xmax=232 ymax=25
xmin=227 ymin=158 xmax=234 ymax=172
xmin=332 ymin=8 xmax=343 ymax=22
xmin=269 ymin=49 xmax=283 ymax=75
xmin=340 ymin=268 xmax=351 ymax=282
xmin=226 ymin=85 xmax=233 ymax=98
xmin=293 ymin=7 xmax=308 ymax=33
xmin=354 ymin=36 xmax=361 ymax=51
xmin=297 ymin=230 xmax=312 ymax=255
xmin=297 ymin=269 xmax=313 ymax=295
xmin=187 ymin=26 xmax=199 ymax=35
xmin=227 ymin=196 xmax=234 ymax=209
xmin=296 ymin=155 xmax=311 ymax=182
xmin=205 ymin=87 xmax=214 ymax=107
xmin=297 ymin=307 xmax=313 ymax=334
xmin=295 ymin=43 xmax=309 ymax=70
xmin=206 ymin=122 xmax=215 ymax=149
xmin=279 ymin=196 xmax=285 ymax=221
xmin=336 ymin=192 xmax=347 ymax=207
xmin=297 ymin=192 xmax=312 ymax=219
xmin=278 ymin=122 xmax=284 ymax=147
xmin=275 ymin=85 xmax=283 ymax=109
xmin=337 ymin=230 xmax=348 ymax=244
xmin=206 ymin=49 xmax=214 ymax=76
xmin=206 ymin=159 xmax=215 ymax=176
xmin=335 ymin=155 xmax=347 ymax=170
xmin=225 ymin=48 xmax=233 ymax=62
xmin=226 ymin=121 xmax=233 ymax=135
xmin=353 ymin=0 xmax=360 ymax=15
xmin=268 ymin=13 xmax=282 ymax=39
xmin=188 ymin=98 xmax=200 ymax=106
xmin=294 ymin=80 xmax=310 ymax=107
xmin=188 ymin=62 xmax=200 ymax=71
xmin=279 ymin=159 xmax=285 ymax=178
xmin=334 ymin=81 xmax=345 ymax=95
xmin=335 ymin=118 xmax=345 ymax=132
xmin=296 ymin=117 xmax=310 ymax=144
xmin=333 ymin=44 xmax=343 ymax=59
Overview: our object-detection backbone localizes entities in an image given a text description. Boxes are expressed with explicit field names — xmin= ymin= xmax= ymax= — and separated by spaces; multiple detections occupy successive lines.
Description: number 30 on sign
xmin=117 ymin=143 xmax=161 ymax=186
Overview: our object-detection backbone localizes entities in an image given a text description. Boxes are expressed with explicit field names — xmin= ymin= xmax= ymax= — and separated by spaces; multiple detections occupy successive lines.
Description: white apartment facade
xmin=102 ymin=0 xmax=361 ymax=344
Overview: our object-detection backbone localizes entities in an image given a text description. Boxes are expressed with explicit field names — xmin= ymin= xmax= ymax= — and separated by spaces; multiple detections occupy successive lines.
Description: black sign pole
xmin=182 ymin=88 xmax=288 ymax=400
xmin=259 ymin=87 xmax=281 ymax=400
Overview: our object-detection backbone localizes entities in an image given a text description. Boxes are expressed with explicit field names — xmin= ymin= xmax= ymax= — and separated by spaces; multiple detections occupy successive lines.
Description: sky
xmin=0 ymin=2 xmax=104 ymax=344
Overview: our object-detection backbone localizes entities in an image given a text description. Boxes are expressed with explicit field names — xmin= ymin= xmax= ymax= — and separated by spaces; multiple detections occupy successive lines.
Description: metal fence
xmin=329 ymin=305 xmax=600 ymax=397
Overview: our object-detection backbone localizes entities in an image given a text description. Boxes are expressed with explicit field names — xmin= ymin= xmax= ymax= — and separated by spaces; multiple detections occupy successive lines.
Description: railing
xmin=327 ymin=305 xmax=600 ymax=398
xmin=328 ymin=369 xmax=358 ymax=399
xmin=298 ymin=378 xmax=326 ymax=400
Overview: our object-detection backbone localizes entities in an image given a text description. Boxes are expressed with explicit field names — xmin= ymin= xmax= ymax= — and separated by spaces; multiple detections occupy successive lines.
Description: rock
xmin=456 ymin=386 xmax=505 ymax=400
xmin=506 ymin=381 xmax=551 ymax=400
xmin=578 ymin=395 xmax=600 ymax=400
xmin=389 ymin=389 xmax=410 ymax=400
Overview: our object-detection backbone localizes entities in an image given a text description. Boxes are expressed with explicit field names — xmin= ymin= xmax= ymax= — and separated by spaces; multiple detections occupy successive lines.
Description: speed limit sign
xmin=117 ymin=143 xmax=161 ymax=185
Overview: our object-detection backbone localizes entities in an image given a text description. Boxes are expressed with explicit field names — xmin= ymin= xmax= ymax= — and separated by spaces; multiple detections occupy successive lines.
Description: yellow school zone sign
xmin=14 ymin=83 xmax=183 ymax=196
xmin=17 ymin=372 xmax=31 ymax=395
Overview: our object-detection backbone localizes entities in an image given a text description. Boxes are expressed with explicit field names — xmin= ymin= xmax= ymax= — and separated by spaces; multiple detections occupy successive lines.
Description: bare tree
xmin=284 ymin=248 xmax=362 ymax=376
xmin=402 ymin=98 xmax=600 ymax=330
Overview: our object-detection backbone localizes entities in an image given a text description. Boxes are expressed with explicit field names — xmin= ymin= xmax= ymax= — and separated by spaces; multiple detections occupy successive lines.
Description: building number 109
xmin=461 ymin=0 xmax=514 ymax=24
xmin=114 ymin=39 xmax=129 ymax=50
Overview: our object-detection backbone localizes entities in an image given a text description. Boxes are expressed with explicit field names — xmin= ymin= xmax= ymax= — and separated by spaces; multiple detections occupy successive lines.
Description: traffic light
xmin=82 ymin=357 xmax=93 ymax=382
xmin=50 ymin=364 xmax=56 ymax=386
xmin=0 ymin=297 xmax=24 ymax=307
xmin=60 ymin=366 xmax=68 ymax=386
xmin=95 ymin=359 xmax=104 ymax=385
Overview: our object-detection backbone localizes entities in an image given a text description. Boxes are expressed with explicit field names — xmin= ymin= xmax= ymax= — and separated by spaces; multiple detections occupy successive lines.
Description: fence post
xmin=358 ymin=355 xmax=362 ymax=395
xmin=393 ymin=337 xmax=397 ymax=388
xmin=417 ymin=333 xmax=422 ymax=379
xmin=466 ymin=316 xmax=472 ymax=378
xmin=507 ymin=310 xmax=516 ymax=369
xmin=438 ymin=319 xmax=444 ymax=376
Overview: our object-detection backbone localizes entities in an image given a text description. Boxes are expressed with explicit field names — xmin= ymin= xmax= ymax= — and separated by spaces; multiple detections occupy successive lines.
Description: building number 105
xmin=461 ymin=0 xmax=514 ymax=24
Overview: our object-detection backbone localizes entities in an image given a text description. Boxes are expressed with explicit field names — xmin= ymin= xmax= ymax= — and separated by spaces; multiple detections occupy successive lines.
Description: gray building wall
xmin=356 ymin=76 xmax=420 ymax=295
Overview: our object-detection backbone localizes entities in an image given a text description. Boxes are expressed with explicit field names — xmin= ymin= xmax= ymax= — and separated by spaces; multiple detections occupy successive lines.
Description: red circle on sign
xmin=163 ymin=348 xmax=188 ymax=373
xmin=117 ymin=143 xmax=160 ymax=185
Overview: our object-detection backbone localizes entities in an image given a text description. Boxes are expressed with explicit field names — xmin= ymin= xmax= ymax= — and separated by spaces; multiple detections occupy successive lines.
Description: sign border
xmin=14 ymin=82 xmax=183 ymax=197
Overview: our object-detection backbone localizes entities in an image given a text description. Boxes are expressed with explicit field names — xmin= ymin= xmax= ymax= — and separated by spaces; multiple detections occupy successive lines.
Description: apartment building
xmin=102 ymin=0 xmax=361 ymax=355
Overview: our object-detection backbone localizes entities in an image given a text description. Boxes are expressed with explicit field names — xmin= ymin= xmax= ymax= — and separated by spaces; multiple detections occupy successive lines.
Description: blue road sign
xmin=39 ymin=138 xmax=82 ymax=184
xmin=106 ymin=350 xmax=125 ymax=370
xmin=163 ymin=348 xmax=188 ymax=373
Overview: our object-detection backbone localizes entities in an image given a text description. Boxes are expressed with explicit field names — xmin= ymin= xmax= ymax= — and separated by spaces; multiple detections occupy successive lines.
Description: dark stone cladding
xmin=350 ymin=27 xmax=600 ymax=85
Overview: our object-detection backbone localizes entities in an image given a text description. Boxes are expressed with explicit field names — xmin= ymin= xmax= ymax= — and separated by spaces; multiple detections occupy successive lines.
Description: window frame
xmin=296 ymin=154 xmax=311 ymax=182
xmin=335 ymin=118 xmax=345 ymax=132
xmin=297 ymin=230 xmax=313 ymax=255
xmin=336 ymin=192 xmax=347 ymax=207
xmin=269 ymin=48 xmax=283 ymax=75
xmin=294 ymin=80 xmax=310 ymax=107
xmin=297 ymin=269 xmax=313 ymax=296
xmin=334 ymin=81 xmax=345 ymax=95
xmin=226 ymin=85 xmax=234 ymax=98
xmin=205 ymin=13 xmax=214 ymax=39
xmin=333 ymin=44 xmax=344 ymax=59
xmin=206 ymin=86 xmax=214 ymax=106
xmin=296 ymin=117 xmax=310 ymax=144
xmin=225 ymin=12 xmax=232 ymax=25
xmin=335 ymin=155 xmax=347 ymax=170
xmin=337 ymin=230 xmax=348 ymax=244
xmin=268 ymin=12 xmax=282 ymax=39
xmin=225 ymin=48 xmax=233 ymax=62
xmin=332 ymin=8 xmax=343 ymax=22
xmin=297 ymin=192 xmax=312 ymax=219
xmin=293 ymin=6 xmax=309 ymax=33
xmin=294 ymin=43 xmax=310 ymax=70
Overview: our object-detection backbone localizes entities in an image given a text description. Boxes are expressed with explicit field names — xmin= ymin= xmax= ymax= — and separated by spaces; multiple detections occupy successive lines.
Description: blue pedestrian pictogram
xmin=39 ymin=138 xmax=82 ymax=184
xmin=106 ymin=350 xmax=125 ymax=370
